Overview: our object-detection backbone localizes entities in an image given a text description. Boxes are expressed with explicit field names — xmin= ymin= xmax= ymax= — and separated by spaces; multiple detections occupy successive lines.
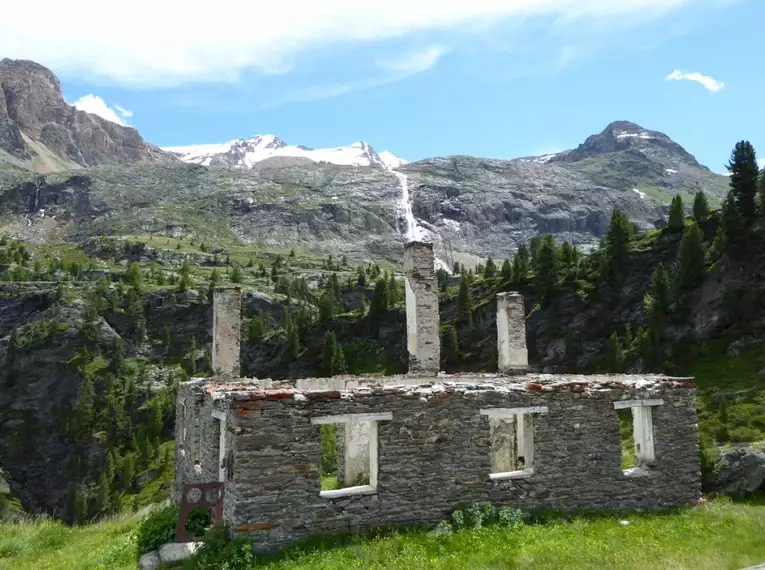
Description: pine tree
xmin=284 ymin=322 xmax=301 ymax=361
xmin=388 ymin=272 xmax=398 ymax=305
xmin=452 ymin=262 xmax=460 ymax=275
xmin=605 ymin=209 xmax=633 ymax=276
xmin=444 ymin=326 xmax=460 ymax=363
xmin=456 ymin=276 xmax=473 ymax=328
xmin=318 ymin=291 xmax=336 ymax=323
xmin=726 ymin=140 xmax=759 ymax=222
xmin=248 ymin=314 xmax=265 ymax=343
xmin=370 ymin=279 xmax=389 ymax=320
xmin=358 ymin=295 xmax=369 ymax=317
xmin=607 ymin=332 xmax=624 ymax=373
xmin=500 ymin=259 xmax=512 ymax=280
xmin=674 ymin=220 xmax=707 ymax=294
xmin=484 ymin=256 xmax=496 ymax=278
xmin=759 ymin=167 xmax=765 ymax=216
xmin=668 ymin=195 xmax=685 ymax=231
xmin=535 ymin=235 xmax=559 ymax=300
xmin=512 ymin=244 xmax=530 ymax=283
xmin=715 ymin=193 xmax=747 ymax=253
xmin=692 ymin=191 xmax=710 ymax=223
xmin=322 ymin=331 xmax=338 ymax=376
xmin=333 ymin=343 xmax=347 ymax=374
xmin=356 ymin=266 xmax=366 ymax=287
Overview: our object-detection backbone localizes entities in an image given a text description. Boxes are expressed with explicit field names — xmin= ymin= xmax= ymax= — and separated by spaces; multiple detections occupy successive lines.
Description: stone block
xmin=159 ymin=542 xmax=202 ymax=564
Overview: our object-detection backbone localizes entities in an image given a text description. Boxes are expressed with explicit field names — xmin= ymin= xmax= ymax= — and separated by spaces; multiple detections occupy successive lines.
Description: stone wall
xmin=223 ymin=375 xmax=700 ymax=550
xmin=174 ymin=381 xmax=225 ymax=501
xmin=497 ymin=292 xmax=528 ymax=372
xmin=212 ymin=288 xmax=241 ymax=380
xmin=403 ymin=242 xmax=439 ymax=374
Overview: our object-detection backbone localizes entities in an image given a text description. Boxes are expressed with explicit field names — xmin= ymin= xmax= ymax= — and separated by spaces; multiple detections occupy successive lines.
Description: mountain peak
xmin=164 ymin=136 xmax=407 ymax=170
xmin=550 ymin=120 xmax=700 ymax=168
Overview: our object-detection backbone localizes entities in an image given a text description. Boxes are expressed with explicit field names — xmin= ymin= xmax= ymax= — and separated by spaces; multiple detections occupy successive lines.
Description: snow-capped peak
xmin=163 ymin=135 xmax=407 ymax=170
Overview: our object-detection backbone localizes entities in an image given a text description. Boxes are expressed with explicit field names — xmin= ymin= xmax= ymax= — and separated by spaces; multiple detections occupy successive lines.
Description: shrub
xmin=136 ymin=504 xmax=179 ymax=554
xmin=183 ymin=524 xmax=255 ymax=570
xmin=497 ymin=507 xmax=524 ymax=528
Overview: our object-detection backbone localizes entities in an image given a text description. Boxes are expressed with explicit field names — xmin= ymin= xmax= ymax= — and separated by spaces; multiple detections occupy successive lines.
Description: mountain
xmin=0 ymin=59 xmax=173 ymax=173
xmin=0 ymin=60 xmax=730 ymax=266
xmin=164 ymin=136 xmax=407 ymax=170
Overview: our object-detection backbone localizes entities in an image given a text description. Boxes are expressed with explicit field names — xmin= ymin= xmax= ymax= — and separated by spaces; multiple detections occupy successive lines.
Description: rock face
xmin=0 ymin=59 xmax=174 ymax=172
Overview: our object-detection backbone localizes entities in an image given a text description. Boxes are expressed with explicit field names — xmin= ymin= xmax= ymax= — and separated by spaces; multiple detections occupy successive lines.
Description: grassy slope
xmin=1 ymin=499 xmax=764 ymax=570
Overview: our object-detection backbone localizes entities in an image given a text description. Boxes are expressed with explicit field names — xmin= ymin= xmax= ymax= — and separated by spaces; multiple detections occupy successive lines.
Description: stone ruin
xmin=174 ymin=241 xmax=701 ymax=551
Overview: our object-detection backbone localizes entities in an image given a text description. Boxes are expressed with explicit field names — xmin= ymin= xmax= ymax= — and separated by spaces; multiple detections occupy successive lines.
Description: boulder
xmin=139 ymin=551 xmax=161 ymax=570
xmin=158 ymin=541 xmax=202 ymax=564
xmin=713 ymin=448 xmax=765 ymax=497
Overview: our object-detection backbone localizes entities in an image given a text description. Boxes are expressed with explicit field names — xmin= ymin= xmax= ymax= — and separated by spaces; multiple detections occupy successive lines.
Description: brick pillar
xmin=212 ymin=287 xmax=242 ymax=380
xmin=404 ymin=241 xmax=440 ymax=375
xmin=496 ymin=292 xmax=528 ymax=373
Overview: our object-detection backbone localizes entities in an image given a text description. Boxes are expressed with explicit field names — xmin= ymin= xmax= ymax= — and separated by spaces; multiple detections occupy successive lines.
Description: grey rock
xmin=139 ymin=551 xmax=161 ymax=570
xmin=158 ymin=541 xmax=202 ymax=563
xmin=713 ymin=449 xmax=765 ymax=497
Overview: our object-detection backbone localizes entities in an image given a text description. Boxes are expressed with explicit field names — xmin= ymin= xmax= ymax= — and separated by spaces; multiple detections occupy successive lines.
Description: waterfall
xmin=389 ymin=167 xmax=452 ymax=274
xmin=33 ymin=184 xmax=40 ymax=212
xmin=391 ymin=170 xmax=421 ymax=241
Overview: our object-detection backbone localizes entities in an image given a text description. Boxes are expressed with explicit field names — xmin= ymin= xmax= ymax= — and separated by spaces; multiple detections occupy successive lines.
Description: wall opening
xmin=614 ymin=399 xmax=662 ymax=475
xmin=480 ymin=406 xmax=547 ymax=480
xmin=311 ymin=413 xmax=392 ymax=498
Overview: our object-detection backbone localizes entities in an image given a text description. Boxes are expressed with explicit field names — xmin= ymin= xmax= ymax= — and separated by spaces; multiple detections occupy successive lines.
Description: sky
xmin=2 ymin=0 xmax=763 ymax=173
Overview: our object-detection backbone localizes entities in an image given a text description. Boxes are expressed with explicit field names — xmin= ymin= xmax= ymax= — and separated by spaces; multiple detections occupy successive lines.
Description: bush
xmin=183 ymin=524 xmax=255 ymax=570
xmin=136 ymin=504 xmax=179 ymax=554
xmin=497 ymin=507 xmax=524 ymax=528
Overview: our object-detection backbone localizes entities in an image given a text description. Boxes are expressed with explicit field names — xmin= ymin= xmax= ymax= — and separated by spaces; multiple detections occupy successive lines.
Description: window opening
xmin=613 ymin=399 xmax=662 ymax=475
xmin=480 ymin=406 xmax=547 ymax=480
xmin=311 ymin=412 xmax=392 ymax=498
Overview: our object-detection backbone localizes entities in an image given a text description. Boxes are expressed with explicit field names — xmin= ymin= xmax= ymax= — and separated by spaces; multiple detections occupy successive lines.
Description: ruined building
xmin=175 ymin=241 xmax=701 ymax=551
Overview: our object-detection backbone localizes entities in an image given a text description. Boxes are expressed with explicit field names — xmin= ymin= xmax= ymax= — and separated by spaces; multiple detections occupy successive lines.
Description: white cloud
xmin=0 ymin=0 xmax=716 ymax=87
xmin=667 ymin=69 xmax=725 ymax=92
xmin=262 ymin=46 xmax=445 ymax=108
xmin=376 ymin=46 xmax=446 ymax=74
xmin=70 ymin=94 xmax=133 ymax=126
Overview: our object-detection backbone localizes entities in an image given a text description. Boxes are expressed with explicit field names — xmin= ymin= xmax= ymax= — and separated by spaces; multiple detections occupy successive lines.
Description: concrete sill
xmin=622 ymin=466 xmax=654 ymax=478
xmin=320 ymin=485 xmax=377 ymax=499
xmin=489 ymin=469 xmax=534 ymax=481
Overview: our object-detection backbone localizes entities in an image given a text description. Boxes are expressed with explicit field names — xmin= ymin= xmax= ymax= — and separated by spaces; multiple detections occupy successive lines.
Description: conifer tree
xmin=230 ymin=264 xmax=243 ymax=284
xmin=444 ymin=326 xmax=460 ymax=363
xmin=674 ymin=220 xmax=707 ymax=294
xmin=605 ymin=209 xmax=633 ymax=276
xmin=759 ymin=167 xmax=765 ymax=216
xmin=322 ymin=331 xmax=338 ymax=376
xmin=500 ymin=259 xmax=512 ymax=280
xmin=692 ymin=191 xmax=710 ymax=223
xmin=726 ymin=140 xmax=759 ymax=222
xmin=457 ymin=276 xmax=473 ymax=328
xmin=535 ymin=235 xmax=559 ymax=300
xmin=284 ymin=322 xmax=301 ymax=361
xmin=607 ymin=332 xmax=624 ymax=373
xmin=356 ymin=266 xmax=366 ymax=287
xmin=334 ymin=343 xmax=347 ymax=374
xmin=370 ymin=278 xmax=389 ymax=321
xmin=715 ymin=193 xmax=747 ymax=253
xmin=452 ymin=262 xmax=460 ymax=275
xmin=484 ymin=256 xmax=497 ymax=278
xmin=512 ymin=244 xmax=530 ymax=283
xmin=248 ymin=314 xmax=265 ymax=343
xmin=388 ymin=272 xmax=398 ymax=305
xmin=358 ymin=296 xmax=369 ymax=317
xmin=668 ymin=195 xmax=685 ymax=231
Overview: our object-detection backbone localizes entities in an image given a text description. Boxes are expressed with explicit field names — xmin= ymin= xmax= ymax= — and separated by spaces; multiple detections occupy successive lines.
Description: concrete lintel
xmin=480 ymin=406 xmax=548 ymax=417
xmin=311 ymin=412 xmax=393 ymax=425
xmin=319 ymin=484 xmax=377 ymax=499
xmin=211 ymin=410 xmax=226 ymax=421
xmin=613 ymin=399 xmax=664 ymax=409
xmin=489 ymin=469 xmax=535 ymax=481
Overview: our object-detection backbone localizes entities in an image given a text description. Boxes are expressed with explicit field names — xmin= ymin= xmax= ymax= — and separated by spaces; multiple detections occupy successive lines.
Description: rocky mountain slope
xmin=0 ymin=59 xmax=173 ymax=172
xmin=0 ymin=60 xmax=729 ymax=266
xmin=164 ymin=135 xmax=406 ymax=170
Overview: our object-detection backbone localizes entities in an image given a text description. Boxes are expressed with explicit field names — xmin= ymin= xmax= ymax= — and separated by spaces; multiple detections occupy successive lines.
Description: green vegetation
xmin=1 ymin=498 xmax=764 ymax=570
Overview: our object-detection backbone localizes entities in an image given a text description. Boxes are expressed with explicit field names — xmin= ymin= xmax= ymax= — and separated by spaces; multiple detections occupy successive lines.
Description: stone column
xmin=212 ymin=287 xmax=242 ymax=380
xmin=496 ymin=292 xmax=528 ymax=373
xmin=404 ymin=241 xmax=440 ymax=375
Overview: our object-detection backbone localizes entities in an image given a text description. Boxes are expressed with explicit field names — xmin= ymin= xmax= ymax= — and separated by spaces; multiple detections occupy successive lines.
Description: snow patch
xmin=632 ymin=188 xmax=646 ymax=200
xmin=615 ymin=131 xmax=652 ymax=140
xmin=665 ymin=168 xmax=677 ymax=174
xmin=164 ymin=135 xmax=407 ymax=170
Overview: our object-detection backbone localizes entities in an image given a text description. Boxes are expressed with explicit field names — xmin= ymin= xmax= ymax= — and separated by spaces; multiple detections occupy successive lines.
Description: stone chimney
xmin=496 ymin=292 xmax=528 ymax=373
xmin=404 ymin=241 xmax=440 ymax=375
xmin=212 ymin=287 xmax=242 ymax=380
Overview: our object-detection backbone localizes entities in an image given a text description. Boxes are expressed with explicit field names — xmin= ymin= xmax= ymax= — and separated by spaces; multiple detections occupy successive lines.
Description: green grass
xmin=2 ymin=499 xmax=764 ymax=570
xmin=0 ymin=514 xmax=140 ymax=570
xmin=321 ymin=476 xmax=339 ymax=491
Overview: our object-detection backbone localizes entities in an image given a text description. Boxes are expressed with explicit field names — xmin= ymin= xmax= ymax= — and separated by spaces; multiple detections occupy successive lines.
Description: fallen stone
xmin=713 ymin=449 xmax=765 ymax=497
xmin=158 ymin=542 xmax=202 ymax=564
xmin=139 ymin=551 xmax=161 ymax=570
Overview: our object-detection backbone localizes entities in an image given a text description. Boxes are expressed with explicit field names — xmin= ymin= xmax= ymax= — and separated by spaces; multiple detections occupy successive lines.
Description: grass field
xmin=1 ymin=498 xmax=764 ymax=570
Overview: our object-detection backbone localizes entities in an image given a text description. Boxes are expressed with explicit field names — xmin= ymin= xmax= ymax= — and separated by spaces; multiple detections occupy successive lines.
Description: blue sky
xmin=2 ymin=0 xmax=762 ymax=173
